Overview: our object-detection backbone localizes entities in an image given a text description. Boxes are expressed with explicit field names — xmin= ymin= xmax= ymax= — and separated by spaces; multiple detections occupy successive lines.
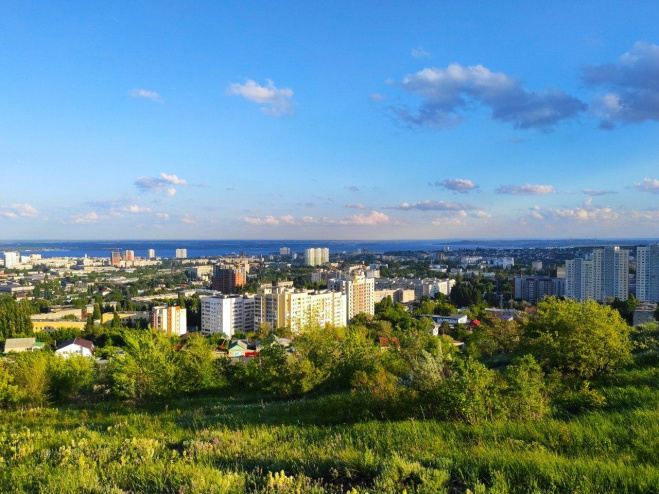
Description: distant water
xmin=1 ymin=239 xmax=658 ymax=259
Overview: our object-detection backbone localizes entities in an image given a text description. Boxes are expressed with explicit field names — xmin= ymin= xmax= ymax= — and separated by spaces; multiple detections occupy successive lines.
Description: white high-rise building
xmin=565 ymin=258 xmax=595 ymax=302
xmin=151 ymin=306 xmax=187 ymax=336
xmin=592 ymin=246 xmax=629 ymax=301
xmin=422 ymin=279 xmax=455 ymax=298
xmin=637 ymin=244 xmax=659 ymax=303
xmin=2 ymin=251 xmax=20 ymax=269
xmin=304 ymin=247 xmax=329 ymax=266
xmin=200 ymin=295 xmax=256 ymax=337
xmin=175 ymin=248 xmax=187 ymax=259
xmin=254 ymin=285 xmax=347 ymax=332
xmin=148 ymin=249 xmax=156 ymax=259
xmin=566 ymin=246 xmax=629 ymax=302
xmin=279 ymin=247 xmax=290 ymax=256
xmin=328 ymin=271 xmax=375 ymax=321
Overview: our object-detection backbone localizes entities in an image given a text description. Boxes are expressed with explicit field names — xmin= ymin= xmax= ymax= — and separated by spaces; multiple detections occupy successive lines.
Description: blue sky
xmin=1 ymin=1 xmax=659 ymax=240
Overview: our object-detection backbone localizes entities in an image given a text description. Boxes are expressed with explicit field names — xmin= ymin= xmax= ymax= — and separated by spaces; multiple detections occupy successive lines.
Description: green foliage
xmin=524 ymin=297 xmax=632 ymax=380
xmin=0 ymin=295 xmax=34 ymax=341
xmin=49 ymin=354 xmax=98 ymax=403
xmin=175 ymin=334 xmax=224 ymax=393
xmin=0 ymin=360 xmax=19 ymax=406
xmin=107 ymin=331 xmax=178 ymax=401
xmin=450 ymin=282 xmax=482 ymax=307
xmin=9 ymin=351 xmax=50 ymax=407
xmin=502 ymin=355 xmax=548 ymax=420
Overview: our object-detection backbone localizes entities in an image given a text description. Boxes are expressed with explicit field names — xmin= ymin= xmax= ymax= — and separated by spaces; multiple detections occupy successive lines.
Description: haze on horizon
xmin=2 ymin=1 xmax=659 ymax=241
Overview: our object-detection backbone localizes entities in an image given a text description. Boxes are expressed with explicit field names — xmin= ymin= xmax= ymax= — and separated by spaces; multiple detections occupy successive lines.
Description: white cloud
xmin=181 ymin=214 xmax=195 ymax=224
xmin=226 ymin=79 xmax=295 ymax=116
xmin=128 ymin=89 xmax=161 ymax=102
xmin=121 ymin=205 xmax=152 ymax=213
xmin=0 ymin=203 xmax=38 ymax=218
xmin=156 ymin=213 xmax=170 ymax=220
xmin=71 ymin=212 xmax=100 ymax=224
xmin=634 ymin=178 xmax=659 ymax=194
xmin=386 ymin=200 xmax=475 ymax=211
xmin=135 ymin=172 xmax=187 ymax=195
xmin=411 ymin=46 xmax=431 ymax=58
xmin=244 ymin=215 xmax=281 ymax=226
xmin=395 ymin=63 xmax=585 ymax=130
xmin=496 ymin=184 xmax=555 ymax=195
xmin=430 ymin=178 xmax=478 ymax=193
xmin=346 ymin=203 xmax=369 ymax=210
xmin=339 ymin=211 xmax=391 ymax=226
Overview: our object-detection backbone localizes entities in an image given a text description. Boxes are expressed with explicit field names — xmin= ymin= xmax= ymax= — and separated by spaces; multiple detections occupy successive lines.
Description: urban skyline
xmin=2 ymin=2 xmax=659 ymax=240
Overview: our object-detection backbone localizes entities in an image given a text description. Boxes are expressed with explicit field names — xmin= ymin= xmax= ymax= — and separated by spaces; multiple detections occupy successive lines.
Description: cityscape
xmin=3 ymin=1 xmax=659 ymax=492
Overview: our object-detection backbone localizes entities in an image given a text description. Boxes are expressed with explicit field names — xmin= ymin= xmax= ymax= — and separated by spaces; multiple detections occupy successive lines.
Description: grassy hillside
xmin=2 ymin=359 xmax=659 ymax=494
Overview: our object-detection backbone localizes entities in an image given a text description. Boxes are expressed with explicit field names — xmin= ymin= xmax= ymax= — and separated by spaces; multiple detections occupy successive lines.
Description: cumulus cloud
xmin=411 ymin=46 xmax=431 ymax=58
xmin=181 ymin=214 xmax=195 ymax=224
xmin=338 ymin=210 xmax=391 ymax=226
xmin=582 ymin=42 xmax=659 ymax=128
xmin=242 ymin=211 xmax=393 ymax=227
xmin=128 ymin=89 xmax=161 ymax=102
xmin=0 ymin=203 xmax=38 ymax=218
xmin=582 ymin=189 xmax=617 ymax=196
xmin=135 ymin=172 xmax=187 ymax=196
xmin=156 ymin=213 xmax=170 ymax=220
xmin=346 ymin=203 xmax=369 ymax=210
xmin=395 ymin=63 xmax=586 ymax=130
xmin=226 ymin=79 xmax=295 ymax=116
xmin=121 ymin=205 xmax=152 ymax=213
xmin=394 ymin=63 xmax=585 ymax=130
xmin=71 ymin=211 xmax=100 ymax=224
xmin=386 ymin=200 xmax=475 ymax=211
xmin=634 ymin=178 xmax=659 ymax=194
xmin=496 ymin=184 xmax=555 ymax=195
xmin=430 ymin=178 xmax=478 ymax=193
xmin=530 ymin=199 xmax=619 ymax=223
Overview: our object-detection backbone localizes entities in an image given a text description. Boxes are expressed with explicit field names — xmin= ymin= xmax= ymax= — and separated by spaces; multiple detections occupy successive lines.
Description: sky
xmin=1 ymin=1 xmax=659 ymax=240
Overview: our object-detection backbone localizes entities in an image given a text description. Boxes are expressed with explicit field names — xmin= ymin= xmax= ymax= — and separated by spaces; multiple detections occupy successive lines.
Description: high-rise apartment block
xmin=175 ymin=248 xmax=187 ymax=259
xmin=110 ymin=250 xmax=121 ymax=267
xmin=279 ymin=247 xmax=290 ymax=256
xmin=148 ymin=249 xmax=156 ymax=259
xmin=200 ymin=294 xmax=256 ymax=337
xmin=514 ymin=276 xmax=565 ymax=303
xmin=304 ymin=247 xmax=330 ymax=266
xmin=123 ymin=250 xmax=135 ymax=261
xmin=211 ymin=265 xmax=245 ymax=293
xmin=328 ymin=271 xmax=375 ymax=321
xmin=2 ymin=251 xmax=19 ymax=269
xmin=151 ymin=305 xmax=187 ymax=335
xmin=565 ymin=246 xmax=629 ymax=302
xmin=637 ymin=244 xmax=659 ymax=303
xmin=254 ymin=284 xmax=347 ymax=333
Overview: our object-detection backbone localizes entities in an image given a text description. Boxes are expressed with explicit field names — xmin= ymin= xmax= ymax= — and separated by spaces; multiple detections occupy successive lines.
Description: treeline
xmin=1 ymin=296 xmax=643 ymax=426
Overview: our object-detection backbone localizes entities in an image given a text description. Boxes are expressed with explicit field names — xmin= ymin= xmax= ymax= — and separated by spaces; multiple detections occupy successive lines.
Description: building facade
xmin=151 ymin=305 xmax=187 ymax=335
xmin=637 ymin=244 xmax=659 ymax=303
xmin=200 ymin=294 xmax=256 ymax=337
xmin=328 ymin=271 xmax=375 ymax=321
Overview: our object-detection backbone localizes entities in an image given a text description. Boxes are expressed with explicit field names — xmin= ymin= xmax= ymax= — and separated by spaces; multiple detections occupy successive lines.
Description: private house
xmin=55 ymin=338 xmax=95 ymax=357
xmin=3 ymin=337 xmax=44 ymax=353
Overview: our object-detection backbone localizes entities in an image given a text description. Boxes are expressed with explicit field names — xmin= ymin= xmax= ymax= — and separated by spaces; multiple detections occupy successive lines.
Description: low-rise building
xmin=55 ymin=338 xmax=95 ymax=357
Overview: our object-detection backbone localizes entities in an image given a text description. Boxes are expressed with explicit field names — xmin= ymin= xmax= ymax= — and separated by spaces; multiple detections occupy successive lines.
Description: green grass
xmin=2 ymin=362 xmax=659 ymax=493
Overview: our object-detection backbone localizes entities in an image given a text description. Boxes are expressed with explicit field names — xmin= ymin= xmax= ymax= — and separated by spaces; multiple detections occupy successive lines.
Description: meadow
xmin=2 ymin=358 xmax=659 ymax=494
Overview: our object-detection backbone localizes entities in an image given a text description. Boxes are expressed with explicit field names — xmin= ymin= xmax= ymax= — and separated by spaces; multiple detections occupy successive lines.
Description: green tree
xmin=49 ymin=355 xmax=97 ymax=403
xmin=524 ymin=298 xmax=632 ymax=380
xmin=450 ymin=282 xmax=482 ymax=307
xmin=9 ymin=351 xmax=50 ymax=407
xmin=0 ymin=360 xmax=19 ymax=407
xmin=0 ymin=295 xmax=34 ymax=340
xmin=174 ymin=334 xmax=222 ymax=393
xmin=503 ymin=355 xmax=548 ymax=420
xmin=107 ymin=331 xmax=177 ymax=401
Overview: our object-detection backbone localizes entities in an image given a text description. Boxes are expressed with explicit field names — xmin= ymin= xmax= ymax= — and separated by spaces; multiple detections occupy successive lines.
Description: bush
xmin=49 ymin=354 xmax=98 ymax=403
xmin=9 ymin=350 xmax=50 ymax=407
